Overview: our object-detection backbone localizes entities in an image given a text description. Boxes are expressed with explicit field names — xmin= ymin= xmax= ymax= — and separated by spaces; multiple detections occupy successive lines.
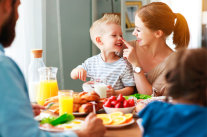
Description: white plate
xmin=73 ymin=108 xmax=104 ymax=116
xmin=72 ymin=112 xmax=88 ymax=116
xmin=136 ymin=119 xmax=144 ymax=133
xmin=39 ymin=126 xmax=65 ymax=132
xmin=35 ymin=112 xmax=53 ymax=121
xmin=39 ymin=120 xmax=84 ymax=132
xmin=105 ymin=119 xmax=135 ymax=128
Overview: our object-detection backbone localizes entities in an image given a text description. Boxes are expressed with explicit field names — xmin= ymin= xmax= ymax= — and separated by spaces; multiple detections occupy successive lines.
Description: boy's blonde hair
xmin=90 ymin=14 xmax=121 ymax=45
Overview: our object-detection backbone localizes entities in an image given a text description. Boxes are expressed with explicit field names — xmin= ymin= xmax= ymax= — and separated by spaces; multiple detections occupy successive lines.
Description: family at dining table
xmin=0 ymin=0 xmax=206 ymax=137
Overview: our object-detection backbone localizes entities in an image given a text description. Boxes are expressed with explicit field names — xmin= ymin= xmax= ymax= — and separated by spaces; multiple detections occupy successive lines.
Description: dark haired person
xmin=0 ymin=0 xmax=105 ymax=137
xmin=138 ymin=48 xmax=207 ymax=137
xmin=121 ymin=2 xmax=190 ymax=96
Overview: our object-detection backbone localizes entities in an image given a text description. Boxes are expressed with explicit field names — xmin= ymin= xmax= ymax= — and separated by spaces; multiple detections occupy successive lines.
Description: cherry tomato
xmin=123 ymin=100 xmax=130 ymax=108
xmin=115 ymin=102 xmax=123 ymax=108
xmin=108 ymin=96 xmax=116 ymax=101
xmin=117 ymin=94 xmax=125 ymax=102
xmin=128 ymin=99 xmax=135 ymax=107
xmin=111 ymin=100 xmax=118 ymax=107
xmin=104 ymin=100 xmax=111 ymax=107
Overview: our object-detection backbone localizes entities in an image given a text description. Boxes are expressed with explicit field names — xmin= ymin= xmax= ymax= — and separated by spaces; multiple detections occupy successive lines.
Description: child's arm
xmin=114 ymin=86 xmax=135 ymax=96
xmin=70 ymin=67 xmax=87 ymax=81
xmin=107 ymin=86 xmax=135 ymax=97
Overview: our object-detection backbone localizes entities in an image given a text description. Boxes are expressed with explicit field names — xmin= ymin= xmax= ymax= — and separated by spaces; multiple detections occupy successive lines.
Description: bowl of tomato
xmin=103 ymin=94 xmax=135 ymax=114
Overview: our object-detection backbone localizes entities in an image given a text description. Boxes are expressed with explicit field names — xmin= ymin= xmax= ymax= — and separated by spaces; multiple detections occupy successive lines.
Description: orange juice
xmin=37 ymin=80 xmax=58 ymax=105
xmin=59 ymin=96 xmax=73 ymax=115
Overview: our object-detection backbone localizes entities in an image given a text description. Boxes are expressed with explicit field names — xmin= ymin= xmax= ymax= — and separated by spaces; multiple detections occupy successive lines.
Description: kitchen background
xmin=5 ymin=0 xmax=207 ymax=92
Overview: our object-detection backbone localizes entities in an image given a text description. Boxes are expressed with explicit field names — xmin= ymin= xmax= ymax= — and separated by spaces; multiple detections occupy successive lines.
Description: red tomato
xmin=128 ymin=99 xmax=135 ymax=107
xmin=115 ymin=102 xmax=123 ymax=108
xmin=104 ymin=100 xmax=111 ymax=107
xmin=108 ymin=96 xmax=116 ymax=101
xmin=111 ymin=100 xmax=118 ymax=107
xmin=117 ymin=94 xmax=125 ymax=102
xmin=123 ymin=100 xmax=130 ymax=108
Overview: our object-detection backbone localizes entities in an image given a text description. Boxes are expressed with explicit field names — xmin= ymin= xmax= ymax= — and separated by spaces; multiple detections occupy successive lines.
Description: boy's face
xmin=98 ymin=23 xmax=124 ymax=53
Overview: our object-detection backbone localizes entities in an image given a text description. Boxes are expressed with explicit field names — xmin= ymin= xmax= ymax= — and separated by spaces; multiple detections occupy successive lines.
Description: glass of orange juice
xmin=58 ymin=90 xmax=73 ymax=115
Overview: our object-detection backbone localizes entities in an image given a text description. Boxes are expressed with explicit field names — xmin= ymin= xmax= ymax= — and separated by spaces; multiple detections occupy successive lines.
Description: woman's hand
xmin=106 ymin=85 xmax=115 ymax=97
xmin=121 ymin=38 xmax=139 ymax=66
xmin=31 ymin=103 xmax=45 ymax=117
xmin=76 ymin=113 xmax=106 ymax=137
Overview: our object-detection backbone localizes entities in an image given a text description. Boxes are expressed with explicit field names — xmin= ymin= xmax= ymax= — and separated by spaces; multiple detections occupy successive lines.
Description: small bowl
xmin=103 ymin=106 xmax=135 ymax=114
xmin=82 ymin=81 xmax=94 ymax=92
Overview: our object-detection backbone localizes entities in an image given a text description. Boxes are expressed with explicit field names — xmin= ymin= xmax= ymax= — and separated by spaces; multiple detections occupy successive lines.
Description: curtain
xmin=5 ymin=0 xmax=43 ymax=82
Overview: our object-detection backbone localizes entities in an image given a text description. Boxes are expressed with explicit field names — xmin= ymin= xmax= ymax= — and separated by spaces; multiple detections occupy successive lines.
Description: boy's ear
xmin=154 ymin=30 xmax=163 ymax=38
xmin=96 ymin=36 xmax=103 ymax=45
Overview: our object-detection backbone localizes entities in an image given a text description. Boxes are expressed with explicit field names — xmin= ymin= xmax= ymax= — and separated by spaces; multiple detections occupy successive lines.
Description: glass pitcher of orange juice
xmin=36 ymin=67 xmax=59 ymax=105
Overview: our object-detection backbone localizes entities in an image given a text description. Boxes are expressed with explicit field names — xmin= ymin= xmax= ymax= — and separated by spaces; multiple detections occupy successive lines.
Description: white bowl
xmin=82 ymin=81 xmax=94 ymax=92
xmin=103 ymin=106 xmax=135 ymax=114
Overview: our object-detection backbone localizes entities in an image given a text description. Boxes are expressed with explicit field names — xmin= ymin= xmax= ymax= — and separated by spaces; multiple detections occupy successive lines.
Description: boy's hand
xmin=71 ymin=68 xmax=87 ymax=81
xmin=77 ymin=68 xmax=87 ymax=81
xmin=106 ymin=85 xmax=115 ymax=97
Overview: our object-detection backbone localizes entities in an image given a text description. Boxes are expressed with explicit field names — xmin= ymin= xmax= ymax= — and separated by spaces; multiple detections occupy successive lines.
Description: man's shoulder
xmin=0 ymin=55 xmax=13 ymax=67
xmin=0 ymin=55 xmax=17 ymax=73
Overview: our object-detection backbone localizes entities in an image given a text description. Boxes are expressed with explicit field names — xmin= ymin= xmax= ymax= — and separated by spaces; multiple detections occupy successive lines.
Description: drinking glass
xmin=92 ymin=78 xmax=108 ymax=98
xmin=58 ymin=90 xmax=73 ymax=115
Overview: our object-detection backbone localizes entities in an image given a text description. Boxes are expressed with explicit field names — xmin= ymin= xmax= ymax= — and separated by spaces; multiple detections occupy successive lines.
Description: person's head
xmin=133 ymin=2 xmax=190 ymax=49
xmin=165 ymin=48 xmax=207 ymax=106
xmin=90 ymin=14 xmax=124 ymax=53
xmin=0 ymin=0 xmax=13 ymax=32
xmin=0 ymin=0 xmax=20 ymax=48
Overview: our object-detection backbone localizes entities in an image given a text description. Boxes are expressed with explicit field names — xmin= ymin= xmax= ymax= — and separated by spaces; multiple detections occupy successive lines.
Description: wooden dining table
xmin=40 ymin=91 xmax=143 ymax=136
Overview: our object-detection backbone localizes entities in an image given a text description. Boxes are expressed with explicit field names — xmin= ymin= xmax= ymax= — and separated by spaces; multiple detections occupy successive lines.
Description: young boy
xmin=71 ymin=14 xmax=135 ymax=97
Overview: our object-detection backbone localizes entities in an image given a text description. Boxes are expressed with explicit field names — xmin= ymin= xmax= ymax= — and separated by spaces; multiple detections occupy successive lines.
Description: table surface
xmin=41 ymin=92 xmax=142 ymax=137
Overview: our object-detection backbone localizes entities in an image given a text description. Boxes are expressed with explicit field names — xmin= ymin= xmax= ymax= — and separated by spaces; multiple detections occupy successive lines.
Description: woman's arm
xmin=133 ymin=71 xmax=153 ymax=95
xmin=121 ymin=39 xmax=153 ymax=95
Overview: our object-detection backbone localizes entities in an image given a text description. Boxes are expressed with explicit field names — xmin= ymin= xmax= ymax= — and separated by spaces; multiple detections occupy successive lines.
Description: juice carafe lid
xmin=31 ymin=49 xmax=43 ymax=58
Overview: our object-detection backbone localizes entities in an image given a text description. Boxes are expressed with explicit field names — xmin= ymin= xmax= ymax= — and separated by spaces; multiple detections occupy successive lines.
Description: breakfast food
xmin=73 ymin=104 xmax=81 ymax=112
xmin=79 ymin=103 xmax=93 ymax=113
xmin=73 ymin=94 xmax=88 ymax=104
xmin=135 ymin=96 xmax=166 ymax=112
xmin=40 ymin=119 xmax=84 ymax=131
xmin=96 ymin=112 xmax=133 ymax=125
xmin=79 ymin=91 xmax=100 ymax=102
xmin=104 ymin=94 xmax=135 ymax=108
xmin=78 ymin=102 xmax=104 ymax=113
xmin=43 ymin=91 xmax=103 ymax=114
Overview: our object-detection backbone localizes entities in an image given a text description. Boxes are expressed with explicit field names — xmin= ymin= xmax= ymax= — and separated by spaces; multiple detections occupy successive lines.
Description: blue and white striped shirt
xmin=78 ymin=54 xmax=135 ymax=90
